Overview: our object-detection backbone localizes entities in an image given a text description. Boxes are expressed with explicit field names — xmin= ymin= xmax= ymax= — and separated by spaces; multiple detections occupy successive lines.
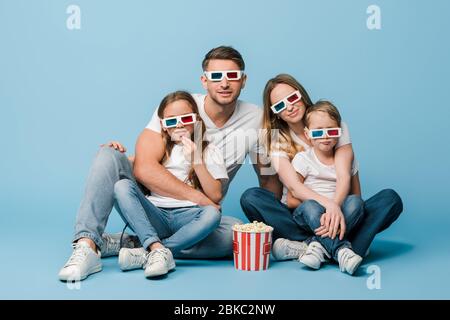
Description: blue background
xmin=1 ymin=0 xmax=449 ymax=299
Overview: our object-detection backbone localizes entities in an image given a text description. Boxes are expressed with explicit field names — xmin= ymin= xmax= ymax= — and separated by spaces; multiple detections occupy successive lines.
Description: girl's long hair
xmin=262 ymin=74 xmax=314 ymax=160
xmin=157 ymin=91 xmax=209 ymax=191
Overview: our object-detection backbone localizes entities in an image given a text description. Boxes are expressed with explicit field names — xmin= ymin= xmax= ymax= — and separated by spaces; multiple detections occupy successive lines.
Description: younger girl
xmin=287 ymin=101 xmax=364 ymax=275
xmin=114 ymin=91 xmax=228 ymax=278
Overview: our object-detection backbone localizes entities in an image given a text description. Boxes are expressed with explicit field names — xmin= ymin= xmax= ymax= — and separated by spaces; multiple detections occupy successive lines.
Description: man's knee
xmin=96 ymin=146 xmax=127 ymax=165
xmin=113 ymin=179 xmax=135 ymax=199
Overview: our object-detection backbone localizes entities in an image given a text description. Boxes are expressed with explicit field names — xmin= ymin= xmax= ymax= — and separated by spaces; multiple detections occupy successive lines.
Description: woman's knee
xmin=240 ymin=187 xmax=267 ymax=209
xmin=382 ymin=189 xmax=403 ymax=207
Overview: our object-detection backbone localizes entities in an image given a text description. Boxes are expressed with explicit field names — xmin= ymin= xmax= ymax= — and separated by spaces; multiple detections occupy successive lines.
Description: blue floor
xmin=2 ymin=211 xmax=449 ymax=300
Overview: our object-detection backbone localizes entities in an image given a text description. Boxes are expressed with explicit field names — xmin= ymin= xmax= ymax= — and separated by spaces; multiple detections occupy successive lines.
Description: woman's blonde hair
xmin=157 ymin=91 xmax=209 ymax=191
xmin=262 ymin=74 xmax=314 ymax=159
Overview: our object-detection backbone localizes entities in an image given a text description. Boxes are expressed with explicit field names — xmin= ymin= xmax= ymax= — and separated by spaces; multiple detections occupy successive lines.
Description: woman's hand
xmin=314 ymin=201 xmax=347 ymax=240
xmin=101 ymin=141 xmax=127 ymax=153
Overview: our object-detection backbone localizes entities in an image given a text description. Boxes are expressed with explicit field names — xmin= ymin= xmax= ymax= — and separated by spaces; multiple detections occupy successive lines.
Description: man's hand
xmin=100 ymin=141 xmax=126 ymax=153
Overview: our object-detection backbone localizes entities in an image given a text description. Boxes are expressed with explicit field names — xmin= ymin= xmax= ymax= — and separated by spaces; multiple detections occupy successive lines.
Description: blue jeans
xmin=292 ymin=196 xmax=364 ymax=260
xmin=114 ymin=179 xmax=221 ymax=254
xmin=73 ymin=146 xmax=241 ymax=258
xmin=240 ymin=187 xmax=403 ymax=257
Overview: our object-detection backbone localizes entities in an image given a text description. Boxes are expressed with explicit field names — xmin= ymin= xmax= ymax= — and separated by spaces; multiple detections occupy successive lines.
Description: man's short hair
xmin=202 ymin=46 xmax=245 ymax=71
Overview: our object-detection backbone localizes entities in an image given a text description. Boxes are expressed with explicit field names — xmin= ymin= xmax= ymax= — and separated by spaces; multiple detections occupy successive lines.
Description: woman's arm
xmin=350 ymin=173 xmax=362 ymax=196
xmin=272 ymin=156 xmax=331 ymax=205
xmin=286 ymin=174 xmax=304 ymax=209
xmin=334 ymin=144 xmax=354 ymax=205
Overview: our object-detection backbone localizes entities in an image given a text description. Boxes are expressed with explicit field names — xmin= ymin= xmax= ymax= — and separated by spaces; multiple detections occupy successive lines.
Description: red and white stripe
xmin=233 ymin=230 xmax=272 ymax=271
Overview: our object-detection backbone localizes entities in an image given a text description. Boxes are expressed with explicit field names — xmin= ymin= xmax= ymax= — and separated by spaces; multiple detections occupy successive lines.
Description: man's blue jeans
xmin=114 ymin=179 xmax=221 ymax=255
xmin=73 ymin=146 xmax=241 ymax=258
xmin=240 ymin=187 xmax=403 ymax=257
xmin=292 ymin=196 xmax=364 ymax=260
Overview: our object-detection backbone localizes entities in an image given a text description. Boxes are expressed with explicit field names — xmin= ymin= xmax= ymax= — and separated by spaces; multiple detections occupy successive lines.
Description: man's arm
xmin=252 ymin=152 xmax=283 ymax=199
xmin=133 ymin=129 xmax=216 ymax=206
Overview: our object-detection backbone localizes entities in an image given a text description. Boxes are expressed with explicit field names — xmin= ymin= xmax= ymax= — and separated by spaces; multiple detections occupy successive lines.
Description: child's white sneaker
xmin=272 ymin=238 xmax=308 ymax=261
xmin=144 ymin=248 xmax=176 ymax=278
xmin=118 ymin=247 xmax=148 ymax=271
xmin=100 ymin=232 xmax=140 ymax=257
xmin=337 ymin=247 xmax=363 ymax=275
xmin=58 ymin=242 xmax=102 ymax=281
xmin=299 ymin=241 xmax=331 ymax=270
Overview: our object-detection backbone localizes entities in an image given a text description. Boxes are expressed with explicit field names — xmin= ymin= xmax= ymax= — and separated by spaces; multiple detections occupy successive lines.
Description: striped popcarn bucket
xmin=232 ymin=225 xmax=273 ymax=271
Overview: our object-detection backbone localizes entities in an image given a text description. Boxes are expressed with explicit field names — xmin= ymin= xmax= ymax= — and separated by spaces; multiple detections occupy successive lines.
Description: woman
xmin=240 ymin=74 xmax=403 ymax=263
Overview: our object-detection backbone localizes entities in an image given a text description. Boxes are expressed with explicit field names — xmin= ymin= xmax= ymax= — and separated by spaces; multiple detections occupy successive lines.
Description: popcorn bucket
xmin=232 ymin=223 xmax=273 ymax=271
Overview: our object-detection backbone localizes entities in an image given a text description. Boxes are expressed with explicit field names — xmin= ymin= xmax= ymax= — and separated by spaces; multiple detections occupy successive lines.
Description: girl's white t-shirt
xmin=291 ymin=148 xmax=359 ymax=200
xmin=146 ymin=143 xmax=228 ymax=208
xmin=269 ymin=122 xmax=353 ymax=204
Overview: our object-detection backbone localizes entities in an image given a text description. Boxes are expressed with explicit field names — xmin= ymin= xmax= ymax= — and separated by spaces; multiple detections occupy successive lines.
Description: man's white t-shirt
xmin=269 ymin=122 xmax=353 ymax=204
xmin=146 ymin=93 xmax=264 ymax=197
xmin=146 ymin=143 xmax=228 ymax=208
xmin=291 ymin=148 xmax=359 ymax=200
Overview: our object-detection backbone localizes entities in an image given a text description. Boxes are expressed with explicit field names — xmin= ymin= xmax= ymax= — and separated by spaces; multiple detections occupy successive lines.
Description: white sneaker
xmin=299 ymin=241 xmax=331 ymax=270
xmin=100 ymin=232 xmax=140 ymax=257
xmin=337 ymin=247 xmax=363 ymax=275
xmin=58 ymin=242 xmax=102 ymax=281
xmin=118 ymin=247 xmax=148 ymax=271
xmin=144 ymin=248 xmax=176 ymax=278
xmin=272 ymin=238 xmax=308 ymax=261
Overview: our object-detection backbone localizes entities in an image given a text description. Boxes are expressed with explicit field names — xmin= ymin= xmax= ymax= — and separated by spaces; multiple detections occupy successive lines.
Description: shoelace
xmin=128 ymin=250 xmax=148 ymax=268
xmin=338 ymin=249 xmax=354 ymax=271
xmin=104 ymin=234 xmax=121 ymax=254
xmin=145 ymin=249 xmax=167 ymax=268
xmin=285 ymin=242 xmax=304 ymax=257
xmin=306 ymin=243 xmax=330 ymax=262
xmin=66 ymin=243 xmax=90 ymax=266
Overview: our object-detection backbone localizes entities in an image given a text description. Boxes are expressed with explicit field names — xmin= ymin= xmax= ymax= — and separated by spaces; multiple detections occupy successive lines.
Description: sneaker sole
xmin=59 ymin=264 xmax=102 ymax=282
xmin=299 ymin=257 xmax=321 ymax=270
xmin=144 ymin=263 xmax=176 ymax=278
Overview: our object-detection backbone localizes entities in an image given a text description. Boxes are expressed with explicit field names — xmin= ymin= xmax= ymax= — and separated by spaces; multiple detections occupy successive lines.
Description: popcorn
xmin=232 ymin=221 xmax=274 ymax=271
xmin=232 ymin=221 xmax=273 ymax=233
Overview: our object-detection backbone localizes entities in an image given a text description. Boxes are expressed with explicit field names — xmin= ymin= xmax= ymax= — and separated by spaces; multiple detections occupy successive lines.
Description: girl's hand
xmin=314 ymin=201 xmax=347 ymax=240
xmin=181 ymin=136 xmax=202 ymax=164
xmin=181 ymin=136 xmax=195 ymax=162
xmin=101 ymin=141 xmax=127 ymax=153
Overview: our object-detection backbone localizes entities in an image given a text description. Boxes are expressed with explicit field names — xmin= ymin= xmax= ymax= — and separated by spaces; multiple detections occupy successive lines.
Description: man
xmin=58 ymin=46 xmax=279 ymax=281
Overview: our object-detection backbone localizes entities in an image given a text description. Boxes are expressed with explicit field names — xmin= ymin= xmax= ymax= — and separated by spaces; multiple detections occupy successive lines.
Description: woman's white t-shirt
xmin=146 ymin=143 xmax=228 ymax=208
xmin=269 ymin=122 xmax=353 ymax=204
